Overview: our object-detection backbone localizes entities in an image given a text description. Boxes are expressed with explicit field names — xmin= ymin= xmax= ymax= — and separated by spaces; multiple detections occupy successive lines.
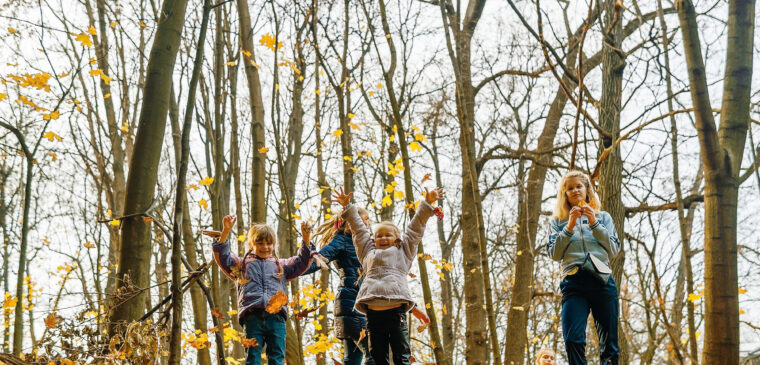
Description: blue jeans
xmin=242 ymin=309 xmax=287 ymax=365
xmin=343 ymin=335 xmax=374 ymax=365
xmin=560 ymin=270 xmax=619 ymax=365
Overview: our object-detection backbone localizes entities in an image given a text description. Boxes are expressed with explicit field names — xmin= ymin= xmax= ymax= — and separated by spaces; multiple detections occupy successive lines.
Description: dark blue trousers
xmin=560 ymin=270 xmax=619 ymax=365
xmin=343 ymin=335 xmax=374 ymax=365
xmin=242 ymin=309 xmax=287 ymax=365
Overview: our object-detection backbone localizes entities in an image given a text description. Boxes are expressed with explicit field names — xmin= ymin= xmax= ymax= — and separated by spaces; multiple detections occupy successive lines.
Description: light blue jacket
xmin=546 ymin=211 xmax=621 ymax=277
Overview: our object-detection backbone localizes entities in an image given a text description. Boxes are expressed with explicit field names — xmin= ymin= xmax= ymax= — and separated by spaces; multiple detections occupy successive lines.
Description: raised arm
xmin=589 ymin=212 xmax=621 ymax=258
xmin=212 ymin=238 xmax=242 ymax=280
xmin=343 ymin=204 xmax=374 ymax=261
xmin=400 ymin=187 xmax=444 ymax=259
xmin=302 ymin=237 xmax=342 ymax=276
xmin=282 ymin=240 xmax=316 ymax=281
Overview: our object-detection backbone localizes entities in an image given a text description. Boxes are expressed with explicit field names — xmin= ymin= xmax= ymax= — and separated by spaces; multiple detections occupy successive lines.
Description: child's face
xmin=565 ymin=177 xmax=587 ymax=206
xmin=538 ymin=352 xmax=555 ymax=365
xmin=374 ymin=226 xmax=399 ymax=250
xmin=252 ymin=238 xmax=275 ymax=258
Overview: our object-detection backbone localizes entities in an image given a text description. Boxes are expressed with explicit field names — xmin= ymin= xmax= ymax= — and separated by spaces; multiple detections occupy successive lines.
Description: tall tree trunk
xmin=597 ymin=0 xmax=627 ymax=362
xmin=676 ymin=0 xmax=754 ymax=362
xmin=109 ymin=0 xmax=190 ymax=334
xmin=236 ymin=0 xmax=267 ymax=222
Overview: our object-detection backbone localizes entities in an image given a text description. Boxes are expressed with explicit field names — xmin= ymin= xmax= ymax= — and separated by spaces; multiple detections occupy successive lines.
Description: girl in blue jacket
xmin=206 ymin=215 xmax=316 ymax=365
xmin=546 ymin=171 xmax=621 ymax=365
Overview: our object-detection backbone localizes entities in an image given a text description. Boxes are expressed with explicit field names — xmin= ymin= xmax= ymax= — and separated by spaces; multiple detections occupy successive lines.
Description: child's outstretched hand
xmin=301 ymin=221 xmax=312 ymax=244
xmin=223 ymin=215 xmax=237 ymax=231
xmin=332 ymin=186 xmax=353 ymax=207
xmin=424 ymin=187 xmax=445 ymax=205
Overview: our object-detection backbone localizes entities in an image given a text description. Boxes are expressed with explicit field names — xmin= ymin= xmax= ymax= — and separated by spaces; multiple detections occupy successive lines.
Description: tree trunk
xmin=236 ymin=0 xmax=267 ymax=222
xmin=675 ymin=0 xmax=754 ymax=362
xmin=109 ymin=0 xmax=190 ymax=334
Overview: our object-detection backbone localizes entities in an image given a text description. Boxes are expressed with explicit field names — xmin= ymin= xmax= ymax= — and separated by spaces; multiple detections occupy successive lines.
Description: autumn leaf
xmin=409 ymin=141 xmax=421 ymax=152
xmin=142 ymin=216 xmax=153 ymax=223
xmin=347 ymin=113 xmax=355 ymax=119
xmin=416 ymin=324 xmax=427 ymax=333
xmin=8 ymin=28 xmax=16 ymax=34
xmin=84 ymin=241 xmax=95 ymax=248
xmin=294 ymin=306 xmax=318 ymax=320
xmin=87 ymin=25 xmax=97 ymax=35
xmin=199 ymin=199 xmax=208 ymax=210
xmin=241 ymin=337 xmax=259 ymax=348
xmin=259 ymin=33 xmax=282 ymax=51
xmin=211 ymin=307 xmax=224 ymax=319
xmin=47 ymin=152 xmax=57 ymax=161
xmin=739 ymin=288 xmax=748 ymax=294
xmin=199 ymin=176 xmax=214 ymax=186
xmin=186 ymin=184 xmax=199 ymax=191
xmin=265 ymin=291 xmax=288 ymax=314
xmin=358 ymin=329 xmax=367 ymax=343
xmin=332 ymin=129 xmax=343 ymax=137
xmin=226 ymin=61 xmax=236 ymax=66
xmin=414 ymin=133 xmax=427 ymax=142
xmin=109 ymin=219 xmax=120 ymax=226
xmin=229 ymin=263 xmax=250 ymax=285
xmin=138 ymin=21 xmax=147 ymax=28
xmin=0 ymin=93 xmax=7 ymax=102
xmin=44 ymin=313 xmax=60 ymax=329
xmin=408 ymin=273 xmax=416 ymax=278
xmin=258 ymin=147 xmax=269 ymax=153
xmin=376 ymin=83 xmax=383 ymax=88
xmin=381 ymin=194 xmax=393 ymax=207
xmin=421 ymin=173 xmax=432 ymax=183
xmin=110 ymin=21 xmax=119 ymax=28
xmin=43 ymin=131 xmax=63 ymax=142
xmin=42 ymin=110 xmax=60 ymax=120
xmin=75 ymin=32 xmax=92 ymax=47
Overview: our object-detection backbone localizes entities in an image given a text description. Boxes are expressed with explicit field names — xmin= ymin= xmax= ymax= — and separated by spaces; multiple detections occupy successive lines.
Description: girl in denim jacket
xmin=206 ymin=215 xmax=316 ymax=365
xmin=546 ymin=171 xmax=621 ymax=365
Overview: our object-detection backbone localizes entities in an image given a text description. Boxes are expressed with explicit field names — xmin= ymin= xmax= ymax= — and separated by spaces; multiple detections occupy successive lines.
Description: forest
xmin=0 ymin=0 xmax=759 ymax=364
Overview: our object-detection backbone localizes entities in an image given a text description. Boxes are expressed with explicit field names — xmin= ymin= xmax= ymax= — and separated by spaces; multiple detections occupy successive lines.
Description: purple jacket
xmin=212 ymin=238 xmax=315 ymax=325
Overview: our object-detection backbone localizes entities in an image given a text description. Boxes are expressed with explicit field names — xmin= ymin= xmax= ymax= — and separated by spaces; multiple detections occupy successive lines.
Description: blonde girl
xmin=546 ymin=171 xmax=620 ymax=365
xmin=205 ymin=215 xmax=316 ymax=365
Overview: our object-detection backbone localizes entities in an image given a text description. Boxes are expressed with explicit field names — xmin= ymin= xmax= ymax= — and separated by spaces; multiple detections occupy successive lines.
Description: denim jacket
xmin=546 ymin=211 xmax=621 ymax=277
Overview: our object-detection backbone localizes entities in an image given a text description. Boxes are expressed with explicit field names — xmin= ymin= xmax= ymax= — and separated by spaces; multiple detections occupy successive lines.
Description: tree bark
xmin=676 ymin=0 xmax=755 ymax=362
xmin=109 ymin=0 xmax=190 ymax=334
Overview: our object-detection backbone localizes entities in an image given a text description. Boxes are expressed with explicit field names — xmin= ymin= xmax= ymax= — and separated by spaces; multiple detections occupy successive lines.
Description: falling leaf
xmin=376 ymin=83 xmax=383 ymax=88
xmin=414 ymin=133 xmax=427 ymax=142
xmin=332 ymin=129 xmax=343 ymax=137
xmin=199 ymin=199 xmax=208 ymax=210
xmin=8 ymin=28 xmax=16 ymax=34
xmin=109 ymin=219 xmax=120 ymax=226
xmin=408 ymin=273 xmax=416 ymax=278
xmin=347 ymin=113 xmax=355 ymax=119
xmin=75 ymin=32 xmax=92 ymax=47
xmin=42 ymin=110 xmax=60 ymax=120
xmin=241 ymin=337 xmax=259 ymax=348
xmin=142 ymin=216 xmax=153 ymax=223
xmin=417 ymin=324 xmax=427 ymax=333
xmin=512 ymin=306 xmax=525 ymax=311
xmin=265 ymin=291 xmax=288 ymax=314
xmin=0 ymin=93 xmax=7 ymax=102
xmin=186 ymin=184 xmax=199 ymax=191
xmin=421 ymin=173 xmax=432 ymax=183
xmin=83 ymin=241 xmax=95 ymax=248
xmin=258 ymin=147 xmax=269 ymax=153
xmin=110 ymin=21 xmax=119 ymax=28
xmin=259 ymin=33 xmax=282 ymax=51
xmin=199 ymin=176 xmax=214 ymax=186
xmin=739 ymin=288 xmax=747 ymax=294
xmin=44 ymin=313 xmax=59 ymax=329
xmin=104 ymin=93 xmax=111 ymax=98
xmin=687 ymin=293 xmax=702 ymax=302
xmin=358 ymin=329 xmax=367 ymax=343
xmin=211 ymin=307 xmax=224 ymax=319
xmin=381 ymin=194 xmax=393 ymax=207
xmin=294 ymin=306 xmax=318 ymax=320
xmin=43 ymin=131 xmax=62 ymax=142
xmin=47 ymin=152 xmax=57 ymax=161
xmin=120 ymin=122 xmax=129 ymax=132
xmin=226 ymin=61 xmax=236 ymax=66
xmin=138 ymin=21 xmax=147 ymax=28
xmin=87 ymin=25 xmax=97 ymax=35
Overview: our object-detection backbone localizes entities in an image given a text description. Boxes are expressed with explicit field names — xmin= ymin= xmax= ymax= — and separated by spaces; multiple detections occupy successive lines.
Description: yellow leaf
xmin=199 ymin=176 xmax=214 ymax=186
xmin=138 ymin=21 xmax=147 ymax=28
xmin=385 ymin=34 xmax=391 ymax=39
xmin=42 ymin=131 xmax=62 ymax=142
xmin=237 ymin=235 xmax=246 ymax=242
xmin=376 ymin=83 xmax=383 ymax=88
xmin=739 ymin=288 xmax=748 ymax=294
xmin=332 ymin=129 xmax=343 ymax=137
xmin=44 ymin=313 xmax=59 ymax=329
xmin=241 ymin=49 xmax=251 ymax=57
xmin=258 ymin=147 xmax=269 ymax=153
xmin=259 ymin=33 xmax=282 ymax=51
xmin=109 ymin=219 xmax=120 ymax=226
xmin=199 ymin=199 xmax=208 ymax=210
xmin=8 ymin=28 xmax=16 ymax=34
xmin=47 ymin=152 xmax=57 ymax=161
xmin=88 ymin=25 xmax=97 ymax=35
xmin=104 ymin=93 xmax=111 ymax=98
xmin=186 ymin=184 xmax=199 ymax=191
xmin=414 ymin=133 xmax=427 ymax=142
xmin=42 ymin=110 xmax=60 ymax=120
xmin=381 ymin=194 xmax=393 ymax=207
xmin=347 ymin=113 xmax=355 ymax=119
xmin=75 ymin=32 xmax=92 ymax=47
xmin=409 ymin=141 xmax=421 ymax=152
xmin=343 ymin=155 xmax=352 ymax=161
xmin=0 ymin=93 xmax=7 ymax=102
xmin=120 ymin=122 xmax=129 ymax=132
xmin=368 ymin=91 xmax=375 ymax=96
xmin=226 ymin=61 xmax=236 ymax=66
xmin=110 ymin=21 xmax=119 ymax=28
xmin=84 ymin=242 xmax=95 ymax=248
xmin=687 ymin=293 xmax=702 ymax=302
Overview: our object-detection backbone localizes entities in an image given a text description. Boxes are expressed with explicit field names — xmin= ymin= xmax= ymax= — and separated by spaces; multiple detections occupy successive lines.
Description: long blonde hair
xmin=553 ymin=170 xmax=601 ymax=220
xmin=245 ymin=223 xmax=283 ymax=278
xmin=314 ymin=207 xmax=370 ymax=248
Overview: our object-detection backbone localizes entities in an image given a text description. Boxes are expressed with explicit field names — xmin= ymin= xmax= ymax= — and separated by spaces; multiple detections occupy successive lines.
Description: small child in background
xmin=204 ymin=215 xmax=317 ymax=365
xmin=333 ymin=186 xmax=444 ymax=365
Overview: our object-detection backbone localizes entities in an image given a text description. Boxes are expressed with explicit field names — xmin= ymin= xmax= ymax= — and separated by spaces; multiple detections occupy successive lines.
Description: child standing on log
xmin=332 ymin=186 xmax=444 ymax=365
xmin=204 ymin=215 xmax=317 ymax=365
